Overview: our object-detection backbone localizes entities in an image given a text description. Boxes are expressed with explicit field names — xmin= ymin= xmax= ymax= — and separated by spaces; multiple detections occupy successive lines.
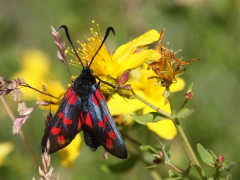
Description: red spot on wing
xmin=104 ymin=115 xmax=109 ymax=122
xmin=98 ymin=121 xmax=105 ymax=127
xmin=63 ymin=118 xmax=72 ymax=125
xmin=85 ymin=112 xmax=93 ymax=129
xmin=92 ymin=94 xmax=100 ymax=106
xmin=108 ymin=131 xmax=117 ymax=139
xmin=58 ymin=112 xmax=64 ymax=119
xmin=50 ymin=127 xmax=61 ymax=135
xmin=95 ymin=89 xmax=104 ymax=101
xmin=57 ymin=135 xmax=66 ymax=144
xmin=65 ymin=87 xmax=73 ymax=98
xmin=77 ymin=113 xmax=84 ymax=131
xmin=106 ymin=139 xmax=113 ymax=148
xmin=68 ymin=92 xmax=77 ymax=104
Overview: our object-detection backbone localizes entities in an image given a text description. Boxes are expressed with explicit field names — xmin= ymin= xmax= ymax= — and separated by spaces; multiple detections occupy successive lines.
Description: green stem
xmin=165 ymin=86 xmax=174 ymax=113
xmin=177 ymin=99 xmax=188 ymax=113
xmin=134 ymin=93 xmax=171 ymax=118
xmin=173 ymin=117 xmax=206 ymax=179
xmin=134 ymin=88 xmax=206 ymax=179
xmin=165 ymin=85 xmax=205 ymax=179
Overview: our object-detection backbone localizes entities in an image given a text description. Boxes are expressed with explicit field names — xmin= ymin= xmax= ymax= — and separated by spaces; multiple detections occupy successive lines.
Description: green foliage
xmin=197 ymin=143 xmax=215 ymax=167
xmin=176 ymin=108 xmax=195 ymax=119
xmin=131 ymin=112 xmax=168 ymax=125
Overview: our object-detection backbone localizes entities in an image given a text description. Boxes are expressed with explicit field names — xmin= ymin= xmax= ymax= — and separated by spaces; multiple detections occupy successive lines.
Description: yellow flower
xmin=12 ymin=49 xmax=64 ymax=99
xmin=38 ymin=80 xmax=66 ymax=112
xmin=70 ymin=21 xmax=161 ymax=80
xmin=12 ymin=49 xmax=51 ymax=98
xmin=12 ymin=49 xmax=66 ymax=112
xmin=108 ymin=64 xmax=185 ymax=139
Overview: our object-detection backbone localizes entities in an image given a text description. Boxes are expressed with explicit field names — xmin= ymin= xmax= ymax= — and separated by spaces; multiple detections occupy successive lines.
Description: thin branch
xmin=134 ymin=93 xmax=171 ymax=118
xmin=19 ymin=84 xmax=58 ymax=99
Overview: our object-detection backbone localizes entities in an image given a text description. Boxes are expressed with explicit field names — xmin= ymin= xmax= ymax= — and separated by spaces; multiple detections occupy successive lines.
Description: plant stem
xmin=0 ymin=96 xmax=39 ymax=168
xmin=177 ymin=99 xmax=188 ymax=113
xmin=173 ymin=117 xmax=206 ymax=179
xmin=165 ymin=86 xmax=174 ymax=113
xmin=134 ymin=93 xmax=171 ymax=118
xmin=122 ymin=132 xmax=192 ymax=178
xmin=134 ymin=89 xmax=206 ymax=178
xmin=164 ymin=85 xmax=205 ymax=179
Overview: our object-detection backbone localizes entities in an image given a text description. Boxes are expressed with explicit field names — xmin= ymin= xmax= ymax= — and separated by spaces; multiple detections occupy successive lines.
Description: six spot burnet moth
xmin=41 ymin=25 xmax=127 ymax=159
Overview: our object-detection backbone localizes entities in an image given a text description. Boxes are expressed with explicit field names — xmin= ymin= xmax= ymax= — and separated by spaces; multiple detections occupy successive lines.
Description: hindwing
xmin=84 ymin=84 xmax=127 ymax=159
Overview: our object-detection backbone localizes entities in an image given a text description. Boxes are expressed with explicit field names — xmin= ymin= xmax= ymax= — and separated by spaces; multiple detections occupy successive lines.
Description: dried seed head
xmin=52 ymin=26 xmax=67 ymax=64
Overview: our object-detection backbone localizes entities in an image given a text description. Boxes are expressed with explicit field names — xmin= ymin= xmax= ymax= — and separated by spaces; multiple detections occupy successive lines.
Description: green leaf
xmin=207 ymin=149 xmax=217 ymax=160
xmin=225 ymin=174 xmax=233 ymax=180
xmin=165 ymin=177 xmax=183 ymax=180
xmin=140 ymin=145 xmax=158 ymax=154
xmin=100 ymin=155 xmax=139 ymax=173
xmin=207 ymin=178 xmax=214 ymax=180
xmin=176 ymin=108 xmax=195 ymax=119
xmin=186 ymin=83 xmax=193 ymax=93
xmin=166 ymin=170 xmax=182 ymax=180
xmin=183 ymin=163 xmax=193 ymax=176
xmin=197 ymin=143 xmax=215 ymax=167
xmin=130 ymin=112 xmax=168 ymax=125
xmin=162 ymin=146 xmax=170 ymax=164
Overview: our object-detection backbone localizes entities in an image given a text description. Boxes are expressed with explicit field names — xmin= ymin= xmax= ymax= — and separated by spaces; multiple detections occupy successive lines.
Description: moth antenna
xmin=88 ymin=27 xmax=115 ymax=67
xmin=57 ymin=25 xmax=84 ymax=68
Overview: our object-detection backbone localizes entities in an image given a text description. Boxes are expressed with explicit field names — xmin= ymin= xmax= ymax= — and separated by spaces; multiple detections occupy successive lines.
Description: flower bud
xmin=185 ymin=92 xmax=193 ymax=100
xmin=153 ymin=158 xmax=162 ymax=165
xmin=116 ymin=70 xmax=131 ymax=85
xmin=218 ymin=155 xmax=225 ymax=162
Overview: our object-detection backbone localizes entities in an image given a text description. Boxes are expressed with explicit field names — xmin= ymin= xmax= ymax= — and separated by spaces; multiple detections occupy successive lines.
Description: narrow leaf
xmin=140 ymin=145 xmax=158 ymax=154
xmin=176 ymin=108 xmax=195 ymax=119
xmin=166 ymin=170 xmax=182 ymax=180
xmin=131 ymin=112 xmax=168 ymax=125
xmin=162 ymin=146 xmax=170 ymax=164
xmin=197 ymin=143 xmax=215 ymax=167
xmin=208 ymin=149 xmax=217 ymax=160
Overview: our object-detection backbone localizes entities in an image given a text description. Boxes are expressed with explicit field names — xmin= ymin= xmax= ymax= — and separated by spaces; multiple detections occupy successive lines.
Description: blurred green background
xmin=0 ymin=0 xmax=240 ymax=179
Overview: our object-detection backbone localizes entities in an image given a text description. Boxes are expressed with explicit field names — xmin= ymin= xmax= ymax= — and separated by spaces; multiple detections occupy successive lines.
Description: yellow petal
xmin=107 ymin=93 xmax=144 ymax=115
xmin=58 ymin=135 xmax=82 ymax=167
xmin=147 ymin=120 xmax=177 ymax=140
xmin=170 ymin=78 xmax=185 ymax=93
xmin=113 ymin=29 xmax=160 ymax=61
xmin=143 ymin=100 xmax=177 ymax=140
xmin=38 ymin=80 xmax=66 ymax=112
xmin=112 ymin=49 xmax=161 ymax=78
xmin=111 ymin=30 xmax=161 ymax=78
xmin=12 ymin=49 xmax=51 ymax=99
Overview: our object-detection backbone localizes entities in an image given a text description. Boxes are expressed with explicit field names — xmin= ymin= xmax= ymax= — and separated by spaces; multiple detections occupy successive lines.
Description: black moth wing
xmin=84 ymin=84 xmax=127 ymax=159
xmin=41 ymin=87 xmax=83 ymax=153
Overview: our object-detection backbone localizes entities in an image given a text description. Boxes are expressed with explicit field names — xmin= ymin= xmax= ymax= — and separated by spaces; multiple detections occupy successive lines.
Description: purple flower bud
xmin=116 ymin=70 xmax=131 ymax=85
